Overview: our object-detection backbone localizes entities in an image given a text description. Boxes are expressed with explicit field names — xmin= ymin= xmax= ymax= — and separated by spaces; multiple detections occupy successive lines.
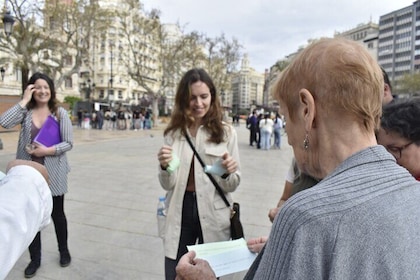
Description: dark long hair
xmin=26 ymin=72 xmax=59 ymax=115
xmin=164 ymin=68 xmax=226 ymax=143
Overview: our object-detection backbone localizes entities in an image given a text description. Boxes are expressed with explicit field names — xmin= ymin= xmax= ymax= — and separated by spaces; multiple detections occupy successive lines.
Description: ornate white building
xmin=230 ymin=54 xmax=265 ymax=114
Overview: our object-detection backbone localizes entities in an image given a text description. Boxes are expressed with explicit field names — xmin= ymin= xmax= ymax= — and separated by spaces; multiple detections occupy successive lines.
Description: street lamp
xmin=0 ymin=7 xmax=15 ymax=150
xmin=108 ymin=43 xmax=114 ymax=109
xmin=0 ymin=67 xmax=5 ymax=81
xmin=85 ymin=78 xmax=95 ymax=100
xmin=2 ymin=10 xmax=15 ymax=38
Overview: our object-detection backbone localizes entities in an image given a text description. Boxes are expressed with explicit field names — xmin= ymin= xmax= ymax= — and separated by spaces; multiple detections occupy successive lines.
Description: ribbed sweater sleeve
xmin=245 ymin=146 xmax=420 ymax=279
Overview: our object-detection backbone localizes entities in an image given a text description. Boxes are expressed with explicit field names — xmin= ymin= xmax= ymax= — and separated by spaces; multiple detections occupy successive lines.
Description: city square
xmin=0 ymin=122 xmax=293 ymax=279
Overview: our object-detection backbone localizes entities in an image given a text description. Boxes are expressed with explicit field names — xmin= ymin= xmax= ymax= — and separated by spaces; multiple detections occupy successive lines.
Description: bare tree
xmin=117 ymin=1 xmax=206 ymax=121
xmin=0 ymin=0 xmax=111 ymax=93
xmin=202 ymin=34 xmax=242 ymax=96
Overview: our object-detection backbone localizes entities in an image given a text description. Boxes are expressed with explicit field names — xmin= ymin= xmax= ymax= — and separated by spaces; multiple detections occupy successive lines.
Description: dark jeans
xmin=29 ymin=195 xmax=69 ymax=263
xmin=249 ymin=126 xmax=258 ymax=145
xmin=165 ymin=191 xmax=203 ymax=280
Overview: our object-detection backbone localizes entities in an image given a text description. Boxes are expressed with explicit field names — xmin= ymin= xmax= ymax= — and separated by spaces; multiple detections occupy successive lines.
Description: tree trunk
xmin=21 ymin=67 xmax=30 ymax=95
xmin=152 ymin=98 xmax=159 ymax=127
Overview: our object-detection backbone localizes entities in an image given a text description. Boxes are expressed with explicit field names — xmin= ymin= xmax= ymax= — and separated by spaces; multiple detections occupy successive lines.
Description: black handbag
xmin=185 ymin=134 xmax=244 ymax=240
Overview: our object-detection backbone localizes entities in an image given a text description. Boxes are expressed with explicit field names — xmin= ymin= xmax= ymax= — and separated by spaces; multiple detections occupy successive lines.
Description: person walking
xmin=273 ymin=113 xmax=283 ymax=149
xmin=0 ymin=72 xmax=73 ymax=278
xmin=259 ymin=113 xmax=274 ymax=150
xmin=247 ymin=110 xmax=258 ymax=146
xmin=157 ymin=68 xmax=241 ymax=279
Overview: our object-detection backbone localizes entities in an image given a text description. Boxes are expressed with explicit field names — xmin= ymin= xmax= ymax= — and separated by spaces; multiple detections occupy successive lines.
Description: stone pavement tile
xmin=4 ymin=123 xmax=292 ymax=280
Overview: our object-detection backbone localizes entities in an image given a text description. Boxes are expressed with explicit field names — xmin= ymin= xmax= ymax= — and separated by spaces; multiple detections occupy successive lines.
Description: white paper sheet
xmin=187 ymin=238 xmax=257 ymax=277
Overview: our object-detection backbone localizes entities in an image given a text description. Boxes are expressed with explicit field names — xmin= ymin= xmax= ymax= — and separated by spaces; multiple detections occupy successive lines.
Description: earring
xmin=303 ymin=133 xmax=309 ymax=150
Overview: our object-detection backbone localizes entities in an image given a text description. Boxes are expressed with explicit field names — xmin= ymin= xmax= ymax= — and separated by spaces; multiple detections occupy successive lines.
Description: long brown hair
xmin=26 ymin=72 xmax=59 ymax=117
xmin=164 ymin=68 xmax=226 ymax=143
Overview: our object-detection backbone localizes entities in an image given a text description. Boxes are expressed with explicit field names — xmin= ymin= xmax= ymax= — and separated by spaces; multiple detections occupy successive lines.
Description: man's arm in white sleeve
xmin=0 ymin=161 xmax=52 ymax=279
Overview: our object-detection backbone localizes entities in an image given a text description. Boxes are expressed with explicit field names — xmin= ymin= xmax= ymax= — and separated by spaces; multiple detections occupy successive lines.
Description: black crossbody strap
xmin=185 ymin=133 xmax=231 ymax=208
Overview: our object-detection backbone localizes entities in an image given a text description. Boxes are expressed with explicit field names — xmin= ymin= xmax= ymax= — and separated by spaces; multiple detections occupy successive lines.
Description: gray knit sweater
xmin=245 ymin=146 xmax=420 ymax=279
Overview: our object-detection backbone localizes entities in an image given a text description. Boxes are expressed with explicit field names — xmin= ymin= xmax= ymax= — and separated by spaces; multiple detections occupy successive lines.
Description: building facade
xmin=334 ymin=21 xmax=379 ymax=59
xmin=378 ymin=1 xmax=418 ymax=87
xmin=230 ymin=54 xmax=264 ymax=114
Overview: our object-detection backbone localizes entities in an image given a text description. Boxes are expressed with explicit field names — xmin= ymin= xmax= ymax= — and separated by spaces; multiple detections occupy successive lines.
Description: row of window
xmin=351 ymin=31 xmax=368 ymax=41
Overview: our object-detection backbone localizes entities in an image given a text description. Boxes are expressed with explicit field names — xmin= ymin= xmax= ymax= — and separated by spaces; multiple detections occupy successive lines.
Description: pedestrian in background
xmin=157 ymin=68 xmax=241 ymax=279
xmin=0 ymin=72 xmax=73 ymax=278
xmin=256 ymin=113 xmax=263 ymax=149
xmin=97 ymin=109 xmax=104 ymax=130
xmin=77 ymin=109 xmax=82 ymax=128
xmin=259 ymin=113 xmax=274 ymax=150
xmin=273 ymin=113 xmax=283 ymax=149
xmin=246 ymin=110 xmax=258 ymax=146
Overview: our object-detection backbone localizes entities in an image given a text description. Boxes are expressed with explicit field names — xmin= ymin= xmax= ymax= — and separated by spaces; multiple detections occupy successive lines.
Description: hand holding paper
xmin=187 ymin=238 xmax=256 ymax=277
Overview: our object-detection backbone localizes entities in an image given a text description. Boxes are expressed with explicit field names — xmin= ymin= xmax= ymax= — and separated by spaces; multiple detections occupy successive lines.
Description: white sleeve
xmin=0 ymin=165 xmax=52 ymax=279
xmin=284 ymin=161 xmax=295 ymax=183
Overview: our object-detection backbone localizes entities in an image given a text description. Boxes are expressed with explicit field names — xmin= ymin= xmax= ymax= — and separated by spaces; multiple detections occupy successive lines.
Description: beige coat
xmin=158 ymin=123 xmax=241 ymax=259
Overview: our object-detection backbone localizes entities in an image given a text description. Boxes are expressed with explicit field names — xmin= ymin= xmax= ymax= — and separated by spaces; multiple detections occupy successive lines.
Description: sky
xmin=141 ymin=0 xmax=414 ymax=73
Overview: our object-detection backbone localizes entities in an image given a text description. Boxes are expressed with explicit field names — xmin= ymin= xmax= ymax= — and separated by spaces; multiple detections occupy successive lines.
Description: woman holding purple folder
xmin=0 ymin=72 xmax=73 ymax=278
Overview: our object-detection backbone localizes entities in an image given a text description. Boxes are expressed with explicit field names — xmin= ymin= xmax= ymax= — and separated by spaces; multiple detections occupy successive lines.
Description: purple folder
xmin=33 ymin=115 xmax=61 ymax=147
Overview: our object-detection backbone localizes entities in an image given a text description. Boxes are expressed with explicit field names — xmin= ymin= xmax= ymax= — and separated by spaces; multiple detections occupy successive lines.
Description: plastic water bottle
xmin=157 ymin=196 xmax=166 ymax=238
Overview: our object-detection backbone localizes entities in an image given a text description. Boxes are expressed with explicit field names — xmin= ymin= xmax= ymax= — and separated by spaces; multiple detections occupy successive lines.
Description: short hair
xmin=381 ymin=67 xmax=392 ymax=91
xmin=273 ymin=38 xmax=383 ymax=132
xmin=381 ymin=97 xmax=420 ymax=143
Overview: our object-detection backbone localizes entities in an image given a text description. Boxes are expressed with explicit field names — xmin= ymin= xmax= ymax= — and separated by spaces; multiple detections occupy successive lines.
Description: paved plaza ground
xmin=0 ymin=121 xmax=293 ymax=280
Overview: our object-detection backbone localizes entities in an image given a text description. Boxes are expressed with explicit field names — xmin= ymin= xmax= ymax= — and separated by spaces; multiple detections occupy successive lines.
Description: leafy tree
xmin=63 ymin=95 xmax=82 ymax=111
xmin=397 ymin=72 xmax=420 ymax=96
xmin=272 ymin=59 xmax=289 ymax=73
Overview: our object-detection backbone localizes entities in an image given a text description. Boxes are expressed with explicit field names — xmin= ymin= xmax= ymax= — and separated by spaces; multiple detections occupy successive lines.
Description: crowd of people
xmin=77 ymin=108 xmax=153 ymax=131
xmin=246 ymin=110 xmax=284 ymax=150
xmin=2 ymin=37 xmax=420 ymax=280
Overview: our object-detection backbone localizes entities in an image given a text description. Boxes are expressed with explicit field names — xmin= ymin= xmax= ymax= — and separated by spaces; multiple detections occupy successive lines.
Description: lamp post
xmin=108 ymin=43 xmax=114 ymax=109
xmin=0 ymin=7 xmax=15 ymax=150
xmin=0 ymin=67 xmax=5 ymax=81
xmin=2 ymin=10 xmax=14 ymax=38
xmin=83 ymin=78 xmax=95 ymax=114
xmin=0 ymin=66 xmax=3 ymax=149
xmin=2 ymin=5 xmax=28 ymax=93
xmin=85 ymin=78 xmax=95 ymax=100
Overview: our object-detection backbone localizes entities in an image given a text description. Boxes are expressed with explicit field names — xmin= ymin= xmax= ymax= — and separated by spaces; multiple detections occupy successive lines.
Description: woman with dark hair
xmin=0 ymin=72 xmax=73 ymax=278
xmin=377 ymin=97 xmax=420 ymax=181
xmin=157 ymin=68 xmax=241 ymax=279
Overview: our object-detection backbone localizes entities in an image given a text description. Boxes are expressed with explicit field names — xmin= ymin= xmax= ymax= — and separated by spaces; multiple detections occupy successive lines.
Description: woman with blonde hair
xmin=176 ymin=38 xmax=420 ymax=280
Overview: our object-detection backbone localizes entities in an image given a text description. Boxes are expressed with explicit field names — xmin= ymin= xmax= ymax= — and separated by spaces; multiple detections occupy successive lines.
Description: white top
xmin=285 ymin=160 xmax=296 ymax=183
xmin=259 ymin=118 xmax=274 ymax=133
xmin=0 ymin=165 xmax=52 ymax=279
